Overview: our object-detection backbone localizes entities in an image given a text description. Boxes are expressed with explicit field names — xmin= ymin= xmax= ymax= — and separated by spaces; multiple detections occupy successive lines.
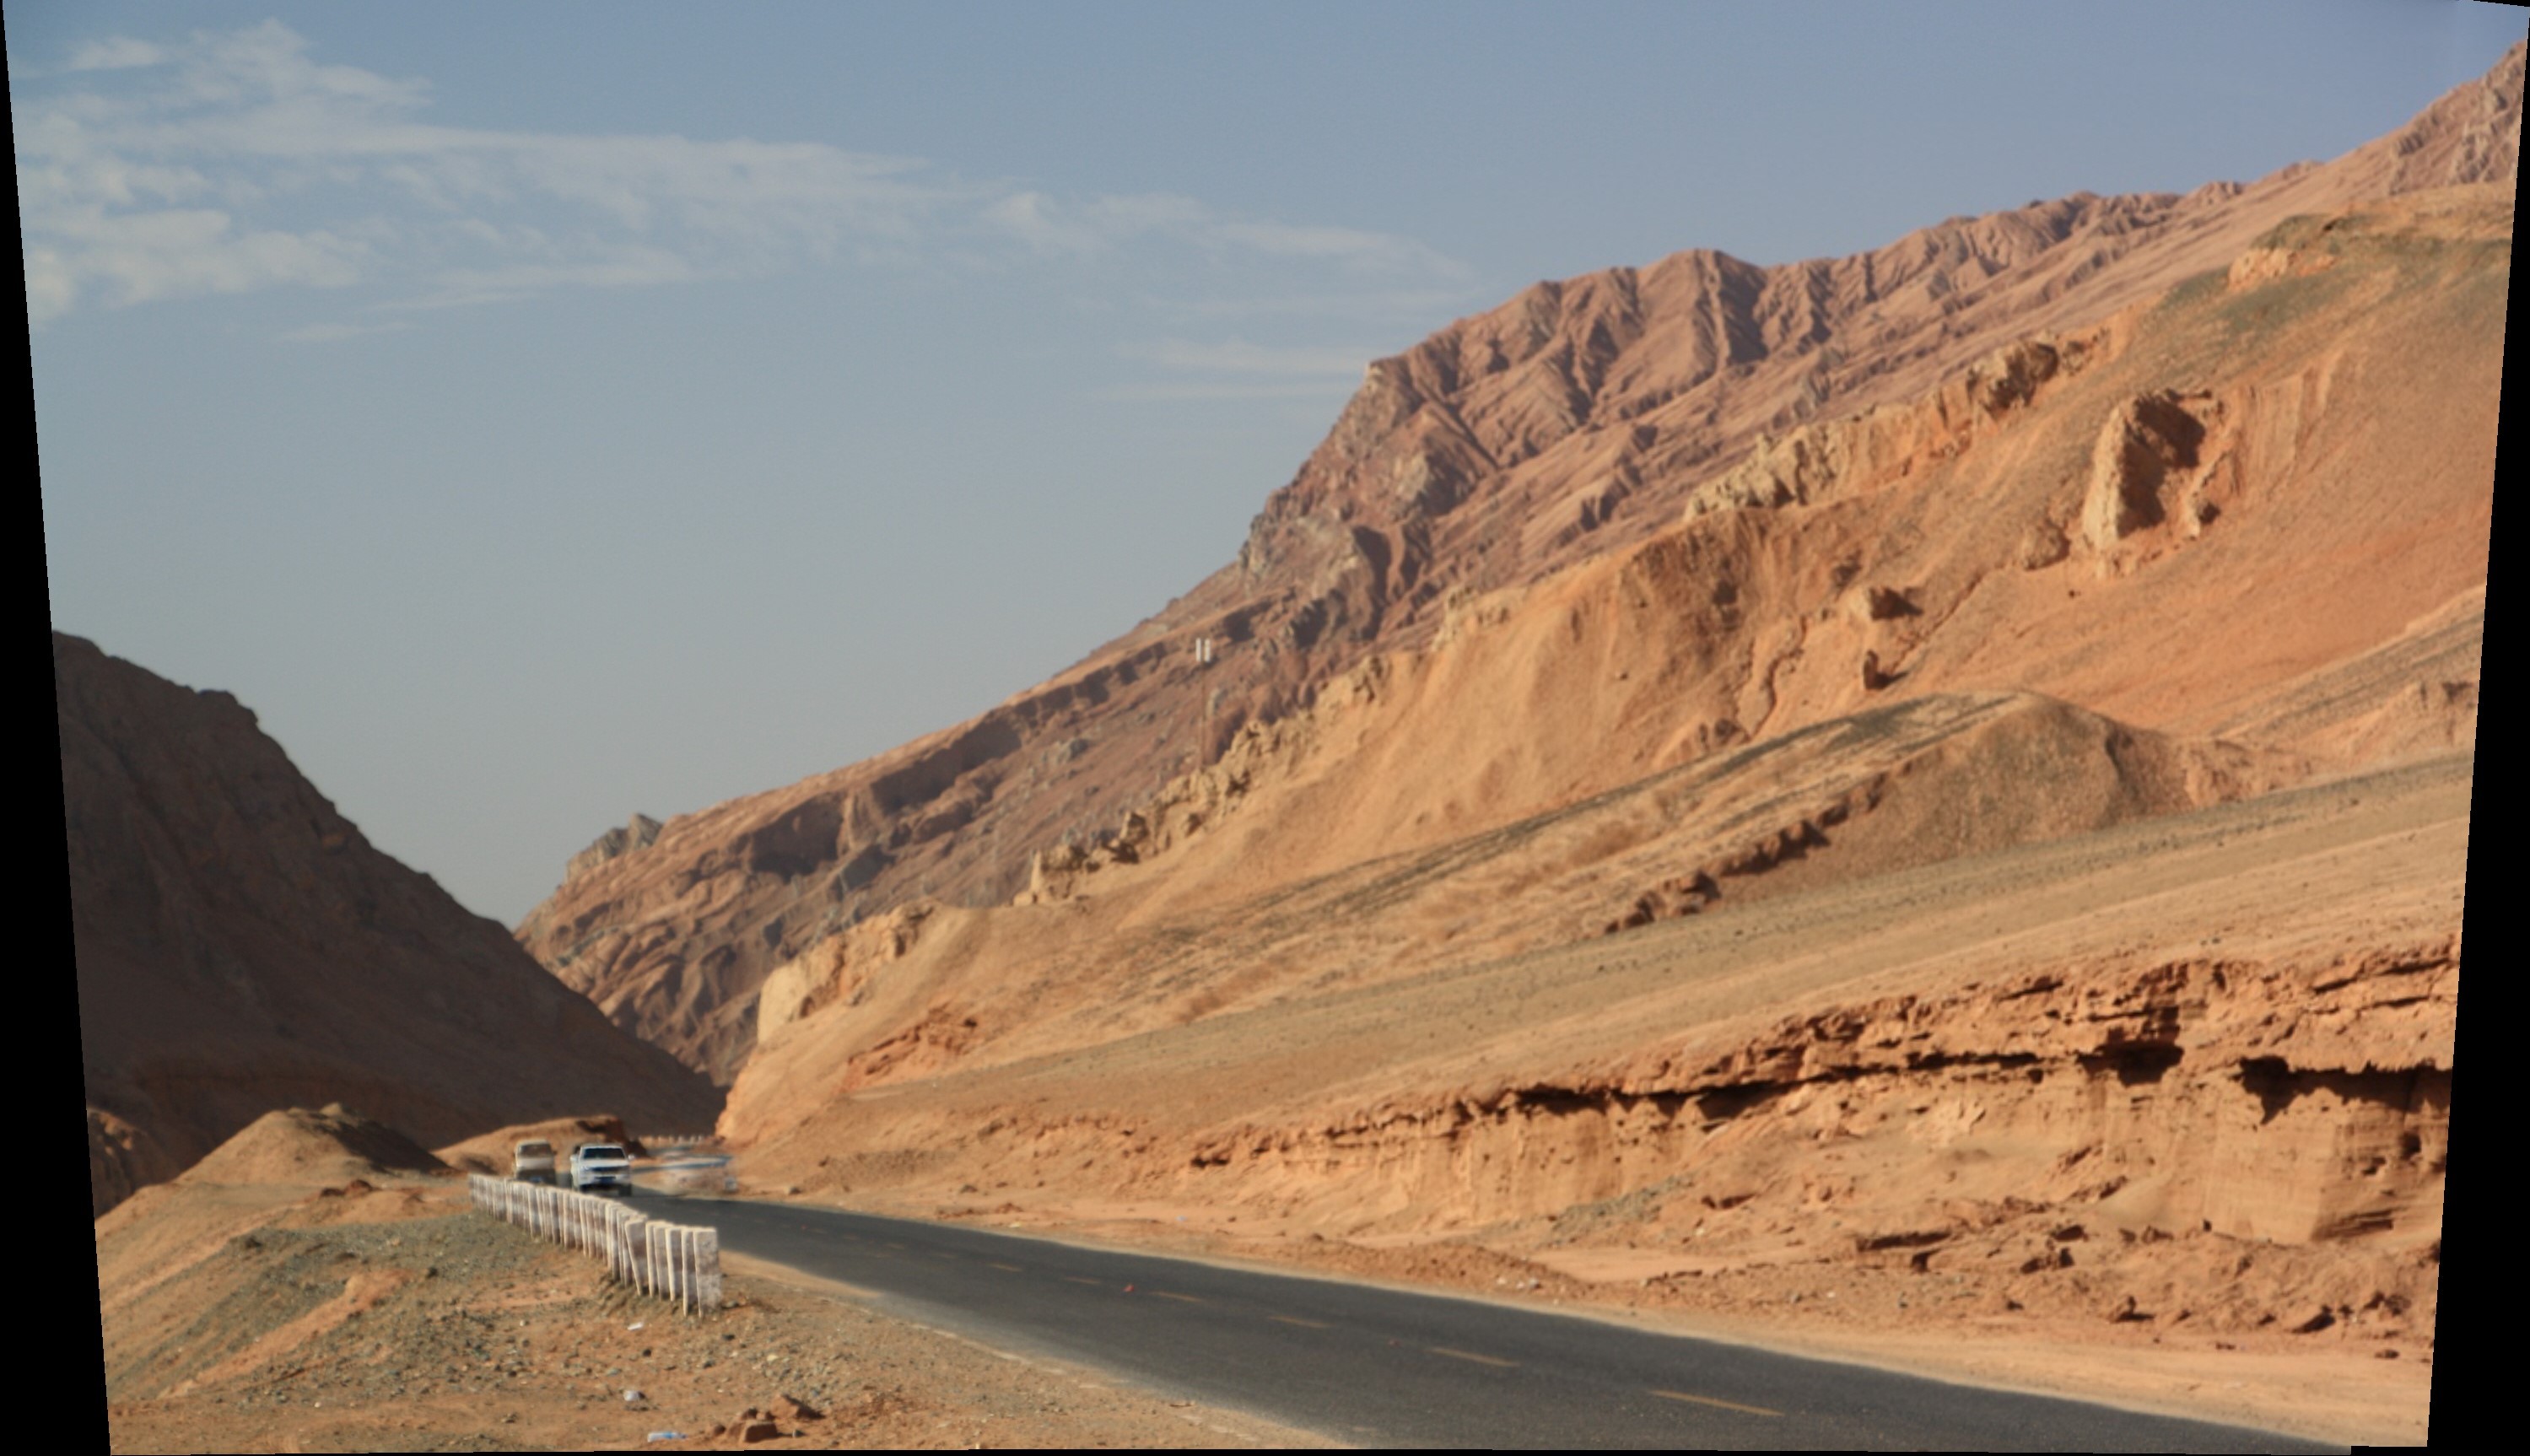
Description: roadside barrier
xmin=468 ymin=1173 xmax=722 ymax=1313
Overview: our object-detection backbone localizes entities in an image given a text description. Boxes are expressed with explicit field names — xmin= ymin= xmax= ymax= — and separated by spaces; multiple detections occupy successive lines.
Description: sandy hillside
xmin=724 ymin=178 xmax=2496 ymax=1110
xmin=97 ymin=1111 xmax=1308 ymax=1452
xmin=62 ymin=634 xmax=724 ymax=1216
xmin=516 ymin=46 xmax=2518 ymax=1085
xmin=722 ymin=749 xmax=2463 ymax=1448
xmin=688 ymin=154 xmax=2499 ymax=1453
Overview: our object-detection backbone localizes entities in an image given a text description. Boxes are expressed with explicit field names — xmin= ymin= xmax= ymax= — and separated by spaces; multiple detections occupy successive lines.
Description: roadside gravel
xmin=103 ymin=1179 xmax=1315 ymax=1451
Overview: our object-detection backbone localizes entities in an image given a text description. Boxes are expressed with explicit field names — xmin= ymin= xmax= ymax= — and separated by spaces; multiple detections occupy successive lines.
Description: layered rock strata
xmin=519 ymin=49 xmax=2515 ymax=1084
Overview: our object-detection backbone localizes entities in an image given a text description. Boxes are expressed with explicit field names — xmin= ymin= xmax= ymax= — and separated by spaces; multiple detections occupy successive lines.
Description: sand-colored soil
xmin=721 ymin=749 xmax=2464 ymax=1448
xmin=98 ymin=1116 xmax=1313 ymax=1452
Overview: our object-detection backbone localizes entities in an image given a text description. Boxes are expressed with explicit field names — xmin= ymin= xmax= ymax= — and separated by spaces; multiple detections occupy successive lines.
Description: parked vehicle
xmin=511 ymin=1138 xmax=557 ymax=1184
xmin=569 ymin=1142 xmax=633 ymax=1196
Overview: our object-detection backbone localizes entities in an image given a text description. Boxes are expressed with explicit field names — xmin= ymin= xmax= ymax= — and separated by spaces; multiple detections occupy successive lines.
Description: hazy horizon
xmin=28 ymin=0 xmax=2524 ymax=923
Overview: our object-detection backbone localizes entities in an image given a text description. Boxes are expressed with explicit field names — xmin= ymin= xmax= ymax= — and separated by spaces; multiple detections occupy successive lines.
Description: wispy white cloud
xmin=64 ymin=37 xmax=170 ymax=73
xmin=401 ymin=245 xmax=703 ymax=310
xmin=278 ymin=318 xmax=413 ymax=344
xmin=22 ymin=203 xmax=367 ymax=316
xmin=15 ymin=21 xmax=1470 ymax=331
xmin=15 ymin=21 xmax=950 ymax=324
xmin=1208 ymin=220 xmax=1454 ymax=272
xmin=1130 ymin=338 xmax=1379 ymax=377
xmin=1094 ymin=380 xmax=1366 ymax=403
xmin=1141 ymin=287 xmax=1485 ymax=326
xmin=1097 ymin=337 xmax=1390 ymax=406
xmin=983 ymin=188 xmax=1462 ymax=279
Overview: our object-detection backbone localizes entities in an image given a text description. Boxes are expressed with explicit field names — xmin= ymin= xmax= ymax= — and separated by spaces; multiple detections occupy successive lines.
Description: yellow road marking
xmin=1428 ymin=1347 xmax=1518 ymax=1368
xmin=988 ymin=1262 xmax=1024 ymax=1272
xmin=1651 ymin=1389 xmax=1782 ymax=1417
xmin=1152 ymin=1291 xmax=1206 ymax=1304
xmin=1269 ymin=1315 xmax=1331 ymax=1329
xmin=885 ymin=1242 xmax=908 ymax=1250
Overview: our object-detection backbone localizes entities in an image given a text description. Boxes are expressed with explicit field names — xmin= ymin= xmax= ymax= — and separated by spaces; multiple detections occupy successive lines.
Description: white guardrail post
xmin=467 ymin=1173 xmax=721 ymax=1313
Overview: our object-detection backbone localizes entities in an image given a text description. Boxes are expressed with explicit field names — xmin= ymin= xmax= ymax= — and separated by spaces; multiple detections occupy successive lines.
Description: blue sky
xmin=24 ymin=2 xmax=2523 ymax=923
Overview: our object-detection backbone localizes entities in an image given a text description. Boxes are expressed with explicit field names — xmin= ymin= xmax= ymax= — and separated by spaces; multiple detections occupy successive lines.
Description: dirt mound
xmin=89 ymin=1107 xmax=181 ymax=1220
xmin=62 ymin=634 xmax=723 ymax=1215
xmin=518 ymin=49 xmax=2516 ymax=1085
xmin=434 ymin=1114 xmax=644 ymax=1175
xmin=180 ymin=1105 xmax=447 ymax=1189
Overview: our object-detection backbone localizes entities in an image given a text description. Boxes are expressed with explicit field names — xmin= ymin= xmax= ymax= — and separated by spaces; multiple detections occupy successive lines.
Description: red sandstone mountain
xmin=704 ymin=167 xmax=2490 ymax=1453
xmin=63 ymin=634 xmax=721 ymax=1216
xmin=521 ymin=45 xmax=2517 ymax=1085
xmin=731 ymin=173 xmax=2497 ymax=1126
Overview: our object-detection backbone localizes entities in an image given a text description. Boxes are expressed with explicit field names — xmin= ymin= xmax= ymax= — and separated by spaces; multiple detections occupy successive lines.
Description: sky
xmin=24 ymin=1 xmax=2525 ymax=925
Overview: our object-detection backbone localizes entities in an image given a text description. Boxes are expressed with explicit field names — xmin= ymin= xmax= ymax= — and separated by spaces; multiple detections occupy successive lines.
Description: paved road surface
xmin=653 ymin=1191 xmax=2336 ymax=1451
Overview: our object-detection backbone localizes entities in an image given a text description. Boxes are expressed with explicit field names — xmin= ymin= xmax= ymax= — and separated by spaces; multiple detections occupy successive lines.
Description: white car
xmin=569 ymin=1142 xmax=632 ymax=1196
xmin=511 ymin=1138 xmax=557 ymax=1184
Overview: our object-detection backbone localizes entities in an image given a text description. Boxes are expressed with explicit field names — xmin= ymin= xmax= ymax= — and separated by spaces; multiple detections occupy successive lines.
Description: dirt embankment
xmin=1184 ymin=941 xmax=2451 ymax=1251
xmin=179 ymin=1106 xmax=449 ymax=1189
xmin=97 ymin=1111 xmax=1310 ymax=1452
xmin=720 ymin=750 xmax=2468 ymax=1448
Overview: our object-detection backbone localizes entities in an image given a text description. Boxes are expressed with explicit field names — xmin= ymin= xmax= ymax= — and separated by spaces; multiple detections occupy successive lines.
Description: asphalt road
xmin=647 ymin=1190 xmax=2337 ymax=1452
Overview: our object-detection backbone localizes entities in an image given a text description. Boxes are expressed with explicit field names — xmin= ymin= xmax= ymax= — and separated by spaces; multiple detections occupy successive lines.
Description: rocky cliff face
xmin=62 ymin=635 xmax=722 ymax=1216
xmin=520 ymin=46 xmax=2517 ymax=1086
